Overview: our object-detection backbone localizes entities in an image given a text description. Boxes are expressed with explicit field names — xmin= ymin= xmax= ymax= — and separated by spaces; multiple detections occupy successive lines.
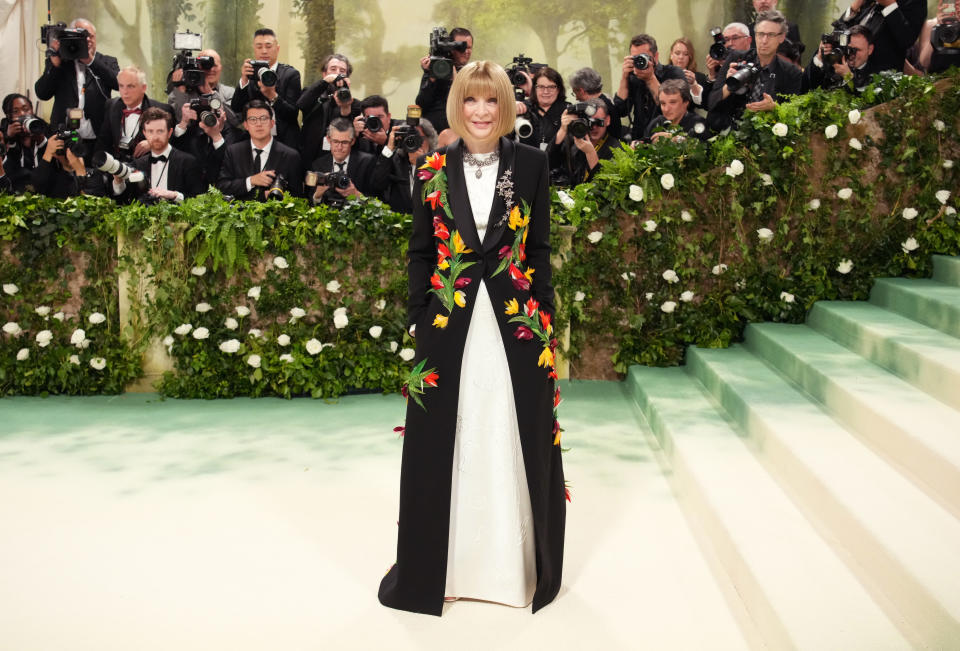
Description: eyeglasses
xmin=536 ymin=84 xmax=558 ymax=91
xmin=329 ymin=138 xmax=352 ymax=146
xmin=246 ymin=115 xmax=271 ymax=123
xmin=755 ymin=31 xmax=783 ymax=40
xmin=723 ymin=34 xmax=749 ymax=43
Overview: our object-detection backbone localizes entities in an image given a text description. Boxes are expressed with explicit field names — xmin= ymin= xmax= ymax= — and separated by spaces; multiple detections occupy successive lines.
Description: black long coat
xmin=378 ymin=137 xmax=566 ymax=616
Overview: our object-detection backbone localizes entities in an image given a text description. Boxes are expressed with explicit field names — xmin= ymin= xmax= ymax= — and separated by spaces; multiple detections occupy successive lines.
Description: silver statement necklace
xmin=463 ymin=149 xmax=500 ymax=179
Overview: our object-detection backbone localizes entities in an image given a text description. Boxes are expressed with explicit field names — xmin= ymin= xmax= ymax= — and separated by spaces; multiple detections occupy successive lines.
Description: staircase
xmin=627 ymin=255 xmax=960 ymax=650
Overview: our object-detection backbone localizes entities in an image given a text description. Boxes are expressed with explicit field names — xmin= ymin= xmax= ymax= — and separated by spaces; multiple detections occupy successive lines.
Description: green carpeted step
xmin=871 ymin=278 xmax=960 ymax=338
xmin=627 ymin=366 xmax=910 ymax=651
xmin=933 ymin=255 xmax=960 ymax=287
xmin=745 ymin=323 xmax=960 ymax=520
xmin=807 ymin=301 xmax=960 ymax=411
xmin=688 ymin=344 xmax=960 ymax=649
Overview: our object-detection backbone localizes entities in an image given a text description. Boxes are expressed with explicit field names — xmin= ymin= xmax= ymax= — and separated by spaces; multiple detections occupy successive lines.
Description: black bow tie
xmin=150 ymin=155 xmax=168 ymax=164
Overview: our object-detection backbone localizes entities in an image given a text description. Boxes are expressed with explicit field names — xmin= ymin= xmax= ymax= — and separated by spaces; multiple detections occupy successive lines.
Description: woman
xmin=518 ymin=66 xmax=571 ymax=150
xmin=668 ymin=37 xmax=708 ymax=105
xmin=378 ymin=61 xmax=566 ymax=616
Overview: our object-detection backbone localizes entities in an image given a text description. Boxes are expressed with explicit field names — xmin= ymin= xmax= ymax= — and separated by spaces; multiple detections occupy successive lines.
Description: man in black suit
xmin=34 ymin=18 xmax=119 ymax=160
xmin=298 ymin=54 xmax=360 ymax=167
xmin=838 ymin=0 xmax=926 ymax=72
xmin=308 ymin=117 xmax=376 ymax=205
xmin=415 ymin=27 xmax=473 ymax=133
xmin=804 ymin=25 xmax=880 ymax=93
xmin=217 ymin=100 xmax=303 ymax=200
xmin=369 ymin=118 xmax=438 ymax=214
xmin=231 ymin=28 xmax=301 ymax=150
xmin=614 ymin=34 xmax=687 ymax=143
xmin=749 ymin=0 xmax=803 ymax=50
xmin=644 ymin=80 xmax=710 ymax=143
xmin=352 ymin=94 xmax=401 ymax=157
xmin=96 ymin=66 xmax=174 ymax=160
xmin=109 ymin=107 xmax=204 ymax=203
xmin=707 ymin=10 xmax=803 ymax=132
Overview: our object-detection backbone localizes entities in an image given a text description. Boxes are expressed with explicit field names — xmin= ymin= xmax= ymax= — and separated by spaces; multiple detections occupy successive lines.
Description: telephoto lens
xmin=92 ymin=151 xmax=145 ymax=183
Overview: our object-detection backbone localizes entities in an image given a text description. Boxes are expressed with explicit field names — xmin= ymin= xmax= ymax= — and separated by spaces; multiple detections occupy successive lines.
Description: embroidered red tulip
xmin=433 ymin=216 xmax=450 ymax=240
xmin=430 ymin=273 xmax=445 ymax=290
xmin=514 ymin=325 xmax=535 ymax=340
xmin=524 ymin=297 xmax=539 ymax=317
xmin=453 ymin=277 xmax=471 ymax=289
xmin=393 ymin=425 xmax=406 ymax=437
xmin=426 ymin=190 xmax=443 ymax=211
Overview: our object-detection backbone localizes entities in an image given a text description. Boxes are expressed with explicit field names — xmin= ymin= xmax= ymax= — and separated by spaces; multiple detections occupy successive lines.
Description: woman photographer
xmin=516 ymin=66 xmax=570 ymax=150
xmin=668 ymin=37 xmax=709 ymax=104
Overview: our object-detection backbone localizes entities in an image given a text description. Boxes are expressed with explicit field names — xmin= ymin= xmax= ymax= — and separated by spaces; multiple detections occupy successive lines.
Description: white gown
xmin=443 ymin=152 xmax=537 ymax=606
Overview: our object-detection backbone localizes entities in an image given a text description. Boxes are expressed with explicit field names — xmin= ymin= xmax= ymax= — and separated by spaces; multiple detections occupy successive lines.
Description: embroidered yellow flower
xmin=438 ymin=259 xmax=450 ymax=270
xmin=508 ymin=205 xmax=523 ymax=230
xmin=453 ymin=231 xmax=473 ymax=254
xmin=538 ymin=346 xmax=554 ymax=368
xmin=504 ymin=298 xmax=519 ymax=315
xmin=433 ymin=314 xmax=449 ymax=328
xmin=454 ymin=290 xmax=466 ymax=308
xmin=524 ymin=267 xmax=535 ymax=282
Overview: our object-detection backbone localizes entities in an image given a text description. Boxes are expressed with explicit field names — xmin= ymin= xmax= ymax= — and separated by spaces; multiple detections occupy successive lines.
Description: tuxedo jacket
xmin=126 ymin=147 xmax=205 ymax=200
xmin=216 ymin=139 xmax=304 ymax=200
xmin=230 ymin=63 xmax=302 ymax=150
xmin=642 ymin=111 xmax=710 ymax=142
xmin=707 ymin=50 xmax=802 ymax=132
xmin=309 ymin=149 xmax=376 ymax=196
xmin=172 ymin=122 xmax=246 ymax=189
xmin=95 ymin=95 xmax=175 ymax=157
xmin=369 ymin=151 xmax=415 ymax=214
xmin=34 ymin=53 xmax=120 ymax=134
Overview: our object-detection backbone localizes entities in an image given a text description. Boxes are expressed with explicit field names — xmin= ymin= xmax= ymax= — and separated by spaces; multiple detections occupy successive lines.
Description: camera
xmin=831 ymin=1 xmax=884 ymax=37
xmin=506 ymin=53 xmax=533 ymax=87
xmin=360 ymin=115 xmax=382 ymax=132
xmin=394 ymin=106 xmax=425 ymax=154
xmin=516 ymin=115 xmax=534 ymax=139
xmin=41 ymin=22 xmax=89 ymax=61
xmin=632 ymin=53 xmax=653 ymax=70
xmin=725 ymin=61 xmax=761 ymax=95
xmin=566 ymin=102 xmax=602 ymax=139
xmin=931 ymin=4 xmax=960 ymax=53
xmin=265 ymin=173 xmax=287 ymax=200
xmin=709 ymin=27 xmax=728 ymax=60
xmin=168 ymin=32 xmax=215 ymax=92
xmin=322 ymin=74 xmax=351 ymax=103
xmin=189 ymin=94 xmax=223 ymax=127
xmin=249 ymin=60 xmax=278 ymax=87
xmin=17 ymin=116 xmax=48 ymax=137
xmin=821 ymin=29 xmax=852 ymax=66
xmin=315 ymin=171 xmax=351 ymax=190
xmin=309 ymin=171 xmax=350 ymax=208
xmin=92 ymin=151 xmax=145 ymax=183
xmin=428 ymin=27 xmax=469 ymax=80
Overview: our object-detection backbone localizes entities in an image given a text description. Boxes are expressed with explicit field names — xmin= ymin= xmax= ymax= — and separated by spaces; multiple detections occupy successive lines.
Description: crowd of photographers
xmin=0 ymin=0 xmax=956 ymax=207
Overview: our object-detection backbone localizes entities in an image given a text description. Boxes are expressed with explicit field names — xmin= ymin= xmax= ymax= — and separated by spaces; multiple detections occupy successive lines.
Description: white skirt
xmin=444 ymin=280 xmax=537 ymax=606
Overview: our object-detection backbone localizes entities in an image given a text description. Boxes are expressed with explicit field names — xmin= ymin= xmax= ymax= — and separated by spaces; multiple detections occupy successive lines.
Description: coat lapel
xmin=481 ymin=137 xmax=516 ymax=252
xmin=444 ymin=139 xmax=483 ymax=252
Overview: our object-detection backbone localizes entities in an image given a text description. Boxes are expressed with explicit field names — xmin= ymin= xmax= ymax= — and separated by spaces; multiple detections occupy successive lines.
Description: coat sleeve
xmin=216 ymin=146 xmax=250 ymax=198
xmin=34 ymin=58 xmax=67 ymax=100
xmin=525 ymin=151 xmax=555 ymax=316
xmin=883 ymin=0 xmax=927 ymax=54
xmin=406 ymin=162 xmax=434 ymax=329
xmin=90 ymin=54 xmax=120 ymax=91
xmin=275 ymin=67 xmax=302 ymax=126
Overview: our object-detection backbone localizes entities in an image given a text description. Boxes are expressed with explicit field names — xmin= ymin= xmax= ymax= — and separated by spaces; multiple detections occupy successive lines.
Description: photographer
xmin=838 ymin=0 xmax=926 ymax=72
xmin=110 ymin=107 xmax=203 ymax=204
xmin=615 ymin=34 xmax=687 ymax=143
xmin=353 ymin=95 xmax=401 ymax=157
xmin=916 ymin=1 xmax=960 ymax=74
xmin=298 ymin=54 xmax=360 ymax=165
xmin=217 ymin=100 xmax=303 ymax=201
xmin=369 ymin=117 xmax=438 ymax=214
xmin=749 ymin=0 xmax=803 ymax=46
xmin=231 ymin=28 xmax=302 ymax=150
xmin=517 ymin=67 xmax=571 ymax=150
xmin=96 ymin=66 xmax=174 ymax=160
xmin=415 ymin=27 xmax=473 ymax=133
xmin=568 ymin=67 xmax=623 ymax=140
xmin=34 ymin=18 xmax=119 ymax=159
xmin=707 ymin=11 xmax=803 ymax=132
xmin=804 ymin=26 xmax=878 ymax=93
xmin=1 ymin=94 xmax=48 ymax=192
xmin=31 ymin=131 xmax=93 ymax=198
xmin=548 ymin=98 xmax=619 ymax=186
xmin=644 ymin=80 xmax=710 ymax=143
xmin=705 ymin=24 xmax=753 ymax=92
xmin=308 ymin=117 xmax=375 ymax=205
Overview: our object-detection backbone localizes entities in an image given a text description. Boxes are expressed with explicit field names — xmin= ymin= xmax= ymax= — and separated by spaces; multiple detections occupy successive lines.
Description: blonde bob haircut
xmin=445 ymin=61 xmax=516 ymax=142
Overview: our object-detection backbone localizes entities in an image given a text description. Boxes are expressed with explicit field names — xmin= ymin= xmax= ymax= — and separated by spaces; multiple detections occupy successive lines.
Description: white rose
xmin=837 ymin=188 xmax=853 ymax=200
xmin=375 ymin=299 xmax=386 ymax=310
xmin=247 ymin=354 xmax=261 ymax=369
xmin=333 ymin=307 xmax=349 ymax=329
xmin=3 ymin=322 xmax=22 ymax=336
xmin=399 ymin=347 xmax=415 ymax=361
xmin=219 ymin=339 xmax=241 ymax=353
xmin=662 ymin=270 xmax=679 ymax=284
xmin=902 ymin=207 xmax=918 ymax=220
xmin=389 ymin=341 xmax=398 ymax=353
xmin=305 ymin=338 xmax=324 ymax=355
xmin=725 ymin=159 xmax=744 ymax=177
xmin=369 ymin=325 xmax=383 ymax=339
xmin=901 ymin=237 xmax=919 ymax=253
xmin=326 ymin=279 xmax=341 ymax=293
xmin=935 ymin=190 xmax=951 ymax=205
xmin=848 ymin=109 xmax=861 ymax=124
xmin=557 ymin=190 xmax=576 ymax=209
xmin=35 ymin=330 xmax=53 ymax=347
xmin=933 ymin=119 xmax=946 ymax=132
xmin=944 ymin=160 xmax=954 ymax=169
xmin=69 ymin=354 xmax=80 ymax=365
xmin=772 ymin=122 xmax=788 ymax=137
xmin=277 ymin=334 xmax=291 ymax=346
xmin=660 ymin=173 xmax=675 ymax=190
xmin=195 ymin=302 xmax=212 ymax=313
xmin=643 ymin=220 xmax=657 ymax=232
xmin=621 ymin=272 xmax=630 ymax=281
xmin=712 ymin=264 xmax=728 ymax=275
xmin=849 ymin=137 xmax=863 ymax=151
xmin=88 ymin=312 xmax=106 ymax=325
xmin=16 ymin=348 xmax=29 ymax=361
xmin=807 ymin=198 xmax=821 ymax=211
xmin=174 ymin=323 xmax=192 ymax=336
xmin=680 ymin=290 xmax=695 ymax=302
xmin=660 ymin=301 xmax=677 ymax=314
xmin=948 ymin=207 xmax=957 ymax=216
xmin=190 ymin=266 xmax=206 ymax=276
xmin=229 ymin=306 xmax=249 ymax=318
xmin=247 ymin=286 xmax=261 ymax=300
xmin=90 ymin=357 xmax=106 ymax=370
xmin=70 ymin=328 xmax=86 ymax=346
xmin=290 ymin=307 xmax=306 ymax=321
xmin=574 ymin=291 xmax=585 ymax=302
xmin=836 ymin=259 xmax=854 ymax=274
xmin=279 ymin=353 xmax=294 ymax=363
xmin=248 ymin=328 xmax=262 ymax=338
xmin=825 ymin=124 xmax=838 ymax=139
xmin=628 ymin=184 xmax=644 ymax=201
xmin=587 ymin=230 xmax=603 ymax=244
xmin=780 ymin=291 xmax=795 ymax=303
xmin=2 ymin=283 xmax=18 ymax=295
xmin=680 ymin=210 xmax=693 ymax=222
xmin=80 ymin=339 xmax=90 ymax=349
xmin=760 ymin=173 xmax=773 ymax=186
xmin=273 ymin=256 xmax=289 ymax=269
xmin=192 ymin=327 xmax=210 ymax=340
xmin=162 ymin=335 xmax=174 ymax=348
xmin=757 ymin=227 xmax=774 ymax=242
xmin=52 ymin=311 xmax=65 ymax=321
xmin=35 ymin=306 xmax=51 ymax=317
xmin=224 ymin=317 xmax=239 ymax=330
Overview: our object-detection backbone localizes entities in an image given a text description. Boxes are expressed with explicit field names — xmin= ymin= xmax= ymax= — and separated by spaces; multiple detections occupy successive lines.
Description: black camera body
xmin=360 ymin=115 xmax=383 ymax=132
xmin=632 ymin=53 xmax=653 ymax=71
xmin=321 ymin=74 xmax=351 ymax=103
xmin=726 ymin=60 xmax=762 ymax=96
xmin=566 ymin=102 xmax=602 ymax=139
xmin=17 ymin=116 xmax=48 ymax=137
xmin=428 ymin=27 xmax=469 ymax=80
xmin=55 ymin=128 xmax=84 ymax=156
xmin=315 ymin=171 xmax=351 ymax=190
xmin=175 ymin=54 xmax=215 ymax=88
xmin=265 ymin=173 xmax=287 ymax=200
xmin=931 ymin=12 xmax=960 ymax=53
xmin=506 ymin=53 xmax=534 ymax=87
xmin=821 ymin=29 xmax=852 ymax=66
xmin=393 ymin=125 xmax=424 ymax=154
xmin=832 ymin=1 xmax=885 ymax=37
xmin=44 ymin=26 xmax=90 ymax=61
xmin=709 ymin=27 xmax=728 ymax=60
xmin=249 ymin=60 xmax=278 ymax=87
xmin=189 ymin=94 xmax=223 ymax=127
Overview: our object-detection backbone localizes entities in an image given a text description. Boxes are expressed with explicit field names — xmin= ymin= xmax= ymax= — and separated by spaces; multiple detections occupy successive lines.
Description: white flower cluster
xmin=557 ymin=190 xmax=576 ymax=210
xmin=725 ymin=159 xmax=744 ymax=177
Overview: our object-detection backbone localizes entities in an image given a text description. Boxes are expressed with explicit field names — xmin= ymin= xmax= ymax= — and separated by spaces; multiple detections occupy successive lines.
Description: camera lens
xmin=258 ymin=68 xmax=278 ymax=87
xmin=364 ymin=115 xmax=382 ymax=132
